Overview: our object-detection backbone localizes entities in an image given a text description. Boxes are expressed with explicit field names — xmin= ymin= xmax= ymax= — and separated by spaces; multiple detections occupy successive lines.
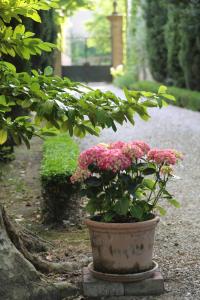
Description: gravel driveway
xmin=79 ymin=84 xmax=200 ymax=300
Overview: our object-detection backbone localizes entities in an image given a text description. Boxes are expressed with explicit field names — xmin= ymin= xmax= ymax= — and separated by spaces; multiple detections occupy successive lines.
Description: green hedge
xmin=113 ymin=71 xmax=136 ymax=89
xmin=130 ymin=81 xmax=200 ymax=112
xmin=41 ymin=134 xmax=80 ymax=225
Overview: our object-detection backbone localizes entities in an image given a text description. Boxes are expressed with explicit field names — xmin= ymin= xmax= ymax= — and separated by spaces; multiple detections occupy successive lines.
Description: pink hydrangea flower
xmin=132 ymin=140 xmax=150 ymax=155
xmin=122 ymin=143 xmax=143 ymax=160
xmin=70 ymin=168 xmax=91 ymax=183
xmin=147 ymin=148 xmax=159 ymax=160
xmin=165 ymin=149 xmax=183 ymax=160
xmin=109 ymin=141 xmax=126 ymax=149
xmin=78 ymin=145 xmax=107 ymax=169
xmin=97 ymin=149 xmax=131 ymax=172
xmin=147 ymin=148 xmax=177 ymax=165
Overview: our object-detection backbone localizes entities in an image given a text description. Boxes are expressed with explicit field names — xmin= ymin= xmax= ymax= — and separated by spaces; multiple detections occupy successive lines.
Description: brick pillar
xmin=108 ymin=14 xmax=123 ymax=68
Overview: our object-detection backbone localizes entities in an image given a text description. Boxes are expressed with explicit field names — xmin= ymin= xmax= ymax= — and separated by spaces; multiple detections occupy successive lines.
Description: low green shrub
xmin=130 ymin=81 xmax=200 ymax=112
xmin=113 ymin=71 xmax=136 ymax=89
xmin=41 ymin=134 xmax=80 ymax=225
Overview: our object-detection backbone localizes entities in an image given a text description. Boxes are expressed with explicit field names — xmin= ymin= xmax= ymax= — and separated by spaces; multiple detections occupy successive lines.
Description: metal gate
xmin=62 ymin=36 xmax=112 ymax=82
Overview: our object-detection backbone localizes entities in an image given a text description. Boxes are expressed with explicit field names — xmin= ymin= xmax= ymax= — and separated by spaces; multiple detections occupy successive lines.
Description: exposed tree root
xmin=2 ymin=206 xmax=79 ymax=274
xmin=20 ymin=228 xmax=52 ymax=253
xmin=0 ymin=205 xmax=80 ymax=300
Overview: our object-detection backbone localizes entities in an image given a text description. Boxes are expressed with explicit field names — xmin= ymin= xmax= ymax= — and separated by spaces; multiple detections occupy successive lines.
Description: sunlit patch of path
xmin=79 ymin=83 xmax=200 ymax=300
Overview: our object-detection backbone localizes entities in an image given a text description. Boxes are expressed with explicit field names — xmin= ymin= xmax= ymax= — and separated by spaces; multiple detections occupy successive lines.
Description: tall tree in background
xmin=165 ymin=0 xmax=200 ymax=90
xmin=143 ymin=0 xmax=200 ymax=91
xmin=145 ymin=0 xmax=168 ymax=82
xmin=164 ymin=3 xmax=185 ymax=87
xmin=178 ymin=1 xmax=200 ymax=90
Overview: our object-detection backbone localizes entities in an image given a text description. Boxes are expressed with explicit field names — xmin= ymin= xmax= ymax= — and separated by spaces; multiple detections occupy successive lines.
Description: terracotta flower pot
xmin=85 ymin=216 xmax=160 ymax=274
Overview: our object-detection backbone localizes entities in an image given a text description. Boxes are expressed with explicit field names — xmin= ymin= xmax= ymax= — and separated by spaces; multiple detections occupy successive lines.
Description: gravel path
xmin=79 ymin=84 xmax=200 ymax=300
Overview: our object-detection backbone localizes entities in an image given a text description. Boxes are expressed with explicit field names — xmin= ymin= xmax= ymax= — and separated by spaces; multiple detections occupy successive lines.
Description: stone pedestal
xmin=82 ymin=267 xmax=164 ymax=299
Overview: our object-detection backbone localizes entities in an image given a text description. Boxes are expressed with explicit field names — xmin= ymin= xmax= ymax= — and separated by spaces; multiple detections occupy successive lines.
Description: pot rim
xmin=85 ymin=215 xmax=160 ymax=230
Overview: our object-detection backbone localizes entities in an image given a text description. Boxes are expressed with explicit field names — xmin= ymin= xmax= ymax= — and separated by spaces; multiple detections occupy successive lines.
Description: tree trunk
xmin=0 ymin=206 xmax=79 ymax=300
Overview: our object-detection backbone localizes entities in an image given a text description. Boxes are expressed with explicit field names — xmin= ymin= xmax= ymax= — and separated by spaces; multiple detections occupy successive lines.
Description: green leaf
xmin=162 ymin=189 xmax=173 ymax=199
xmin=156 ymin=205 xmax=167 ymax=216
xmin=82 ymin=124 xmax=99 ymax=136
xmin=142 ymin=178 xmax=156 ymax=190
xmin=168 ymin=199 xmax=180 ymax=208
xmin=0 ymin=130 xmax=8 ymax=145
xmin=103 ymin=213 xmax=114 ymax=222
xmin=13 ymin=24 xmax=25 ymax=36
xmin=44 ymin=66 xmax=54 ymax=76
xmin=20 ymin=134 xmax=30 ymax=149
xmin=0 ymin=95 xmax=7 ymax=105
xmin=30 ymin=82 xmax=40 ymax=92
xmin=74 ymin=126 xmax=85 ymax=138
xmin=130 ymin=204 xmax=144 ymax=220
xmin=85 ymin=199 xmax=97 ymax=215
xmin=126 ymin=108 xmax=135 ymax=125
xmin=142 ymin=100 xmax=158 ymax=107
xmin=142 ymin=167 xmax=156 ymax=175
xmin=124 ymin=87 xmax=132 ymax=103
xmin=158 ymin=85 xmax=167 ymax=94
xmin=162 ymin=93 xmax=176 ymax=101
xmin=114 ymin=197 xmax=130 ymax=216
xmin=96 ymin=110 xmax=108 ymax=124
xmin=141 ymin=91 xmax=155 ymax=97
xmin=26 ymin=11 xmax=41 ymax=22
xmin=7 ymin=47 xmax=15 ymax=57
xmin=2 ymin=62 xmax=16 ymax=72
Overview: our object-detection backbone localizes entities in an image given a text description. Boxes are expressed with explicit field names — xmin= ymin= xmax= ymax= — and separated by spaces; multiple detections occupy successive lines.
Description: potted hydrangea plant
xmin=71 ymin=141 xmax=182 ymax=280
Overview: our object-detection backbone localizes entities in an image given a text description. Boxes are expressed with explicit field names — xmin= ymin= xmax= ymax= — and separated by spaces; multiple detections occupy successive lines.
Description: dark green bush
xmin=130 ymin=81 xmax=200 ymax=112
xmin=41 ymin=134 xmax=80 ymax=225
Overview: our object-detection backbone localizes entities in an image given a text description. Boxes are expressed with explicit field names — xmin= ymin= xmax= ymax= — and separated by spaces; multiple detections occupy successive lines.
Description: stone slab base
xmin=82 ymin=267 xmax=164 ymax=299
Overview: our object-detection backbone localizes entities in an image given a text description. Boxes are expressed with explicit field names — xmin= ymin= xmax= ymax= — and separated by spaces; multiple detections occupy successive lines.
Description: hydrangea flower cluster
xmin=122 ymin=143 xmax=143 ymax=160
xmin=98 ymin=149 xmax=131 ymax=172
xmin=147 ymin=148 xmax=183 ymax=165
xmin=71 ymin=141 xmax=182 ymax=183
xmin=78 ymin=145 xmax=107 ymax=169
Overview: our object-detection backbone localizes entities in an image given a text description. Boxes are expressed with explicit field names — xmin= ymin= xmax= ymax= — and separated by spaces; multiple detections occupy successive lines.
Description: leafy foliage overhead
xmin=0 ymin=0 xmax=174 ymax=148
xmin=59 ymin=0 xmax=91 ymax=16
xmin=0 ymin=0 xmax=58 ymax=59
xmin=0 ymin=60 xmax=173 ymax=146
